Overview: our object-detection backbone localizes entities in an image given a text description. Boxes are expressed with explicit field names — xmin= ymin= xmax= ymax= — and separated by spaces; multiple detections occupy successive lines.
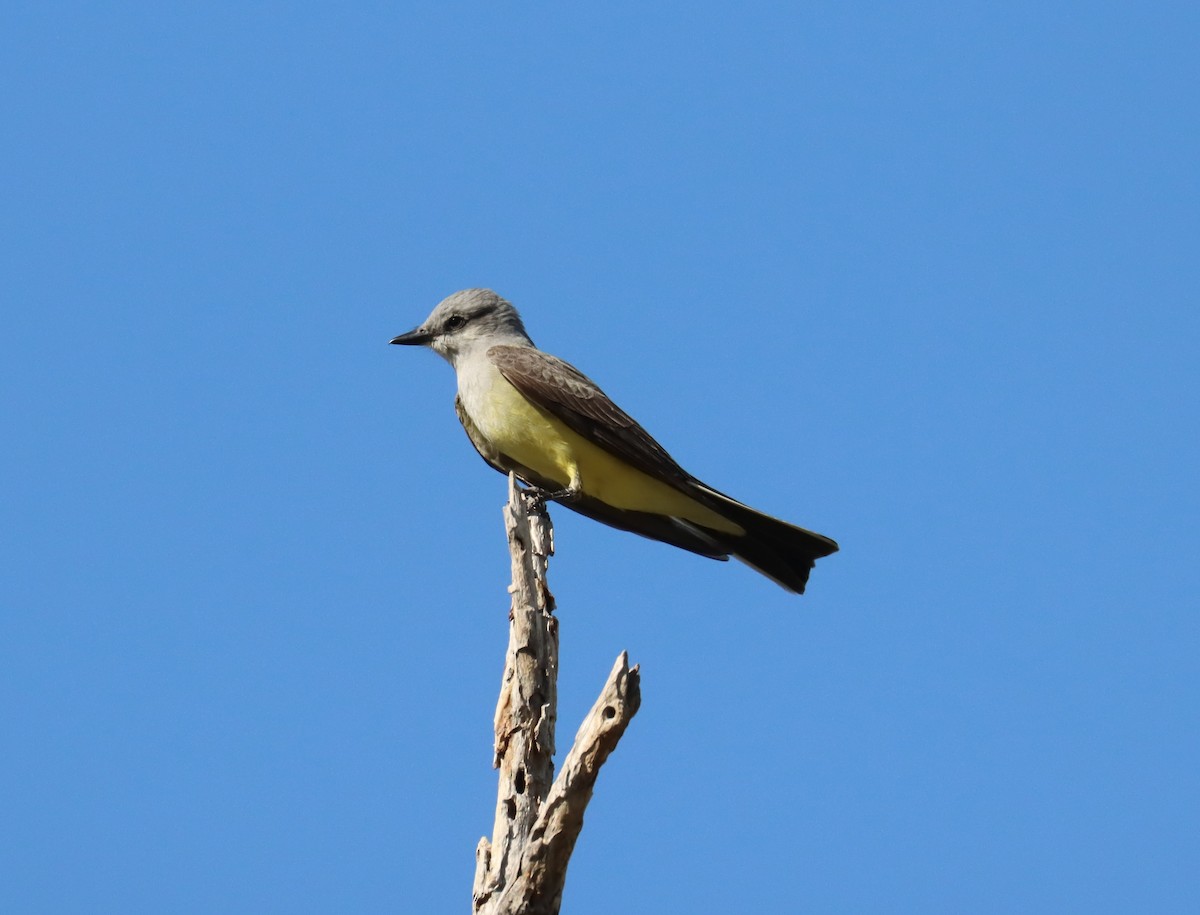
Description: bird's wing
xmin=487 ymin=344 xmax=694 ymax=489
xmin=457 ymin=379 xmax=729 ymax=561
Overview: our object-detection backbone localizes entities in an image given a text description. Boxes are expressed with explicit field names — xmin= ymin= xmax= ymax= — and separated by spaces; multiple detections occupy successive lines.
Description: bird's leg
xmin=526 ymin=486 xmax=579 ymax=504
xmin=519 ymin=468 xmax=583 ymax=507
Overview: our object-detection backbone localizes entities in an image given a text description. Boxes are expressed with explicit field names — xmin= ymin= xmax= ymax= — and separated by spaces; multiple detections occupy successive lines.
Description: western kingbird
xmin=390 ymin=288 xmax=838 ymax=593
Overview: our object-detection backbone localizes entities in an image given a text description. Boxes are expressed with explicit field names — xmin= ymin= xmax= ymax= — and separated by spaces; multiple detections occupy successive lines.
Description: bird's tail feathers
xmin=690 ymin=486 xmax=839 ymax=594
xmin=552 ymin=481 xmax=838 ymax=595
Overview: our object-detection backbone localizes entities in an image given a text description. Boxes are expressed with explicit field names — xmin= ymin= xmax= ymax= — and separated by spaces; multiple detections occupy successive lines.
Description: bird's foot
xmin=520 ymin=484 xmax=581 ymax=508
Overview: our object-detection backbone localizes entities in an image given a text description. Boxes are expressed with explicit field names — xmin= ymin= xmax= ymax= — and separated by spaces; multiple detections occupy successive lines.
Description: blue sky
xmin=2 ymin=2 xmax=1197 ymax=912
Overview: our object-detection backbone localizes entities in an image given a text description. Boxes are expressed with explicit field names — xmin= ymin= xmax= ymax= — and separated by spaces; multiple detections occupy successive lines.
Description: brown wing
xmin=482 ymin=346 xmax=838 ymax=593
xmin=487 ymin=344 xmax=696 ymax=490
xmin=454 ymin=392 xmax=729 ymax=560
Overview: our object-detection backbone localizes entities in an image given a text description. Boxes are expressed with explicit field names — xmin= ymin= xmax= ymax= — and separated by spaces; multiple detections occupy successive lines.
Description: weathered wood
xmin=492 ymin=652 xmax=641 ymax=914
xmin=473 ymin=474 xmax=559 ymax=912
xmin=472 ymin=475 xmax=641 ymax=915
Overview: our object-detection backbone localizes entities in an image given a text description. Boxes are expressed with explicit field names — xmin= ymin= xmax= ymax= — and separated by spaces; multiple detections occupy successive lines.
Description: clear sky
xmin=2 ymin=2 xmax=1197 ymax=912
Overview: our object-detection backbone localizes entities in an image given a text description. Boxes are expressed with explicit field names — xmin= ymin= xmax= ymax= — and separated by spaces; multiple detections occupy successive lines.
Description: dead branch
xmin=472 ymin=475 xmax=641 ymax=915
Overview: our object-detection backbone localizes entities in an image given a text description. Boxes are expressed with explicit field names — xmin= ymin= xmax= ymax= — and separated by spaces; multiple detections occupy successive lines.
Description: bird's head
xmin=390 ymin=288 xmax=532 ymax=364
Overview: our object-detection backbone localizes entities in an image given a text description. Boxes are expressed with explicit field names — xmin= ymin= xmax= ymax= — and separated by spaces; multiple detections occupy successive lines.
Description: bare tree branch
xmin=472 ymin=475 xmax=641 ymax=915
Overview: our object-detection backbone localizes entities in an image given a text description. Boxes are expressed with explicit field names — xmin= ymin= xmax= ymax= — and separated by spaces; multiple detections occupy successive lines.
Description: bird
xmin=390 ymin=288 xmax=838 ymax=594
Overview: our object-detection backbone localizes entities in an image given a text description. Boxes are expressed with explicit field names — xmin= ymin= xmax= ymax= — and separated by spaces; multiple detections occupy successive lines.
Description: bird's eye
xmin=445 ymin=314 xmax=467 ymax=331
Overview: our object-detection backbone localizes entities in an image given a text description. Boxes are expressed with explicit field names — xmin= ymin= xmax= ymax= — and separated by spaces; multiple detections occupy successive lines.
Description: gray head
xmin=389 ymin=289 xmax=533 ymax=363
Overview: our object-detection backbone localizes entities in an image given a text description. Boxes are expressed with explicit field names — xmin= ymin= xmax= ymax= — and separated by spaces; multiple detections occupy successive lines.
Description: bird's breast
xmin=456 ymin=360 xmax=576 ymax=486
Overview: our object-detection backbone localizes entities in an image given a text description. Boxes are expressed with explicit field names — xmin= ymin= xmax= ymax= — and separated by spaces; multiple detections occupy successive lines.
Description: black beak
xmin=389 ymin=327 xmax=433 ymax=346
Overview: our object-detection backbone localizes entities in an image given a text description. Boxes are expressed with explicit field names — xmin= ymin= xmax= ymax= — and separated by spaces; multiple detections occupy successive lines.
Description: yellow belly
xmin=478 ymin=377 xmax=741 ymax=534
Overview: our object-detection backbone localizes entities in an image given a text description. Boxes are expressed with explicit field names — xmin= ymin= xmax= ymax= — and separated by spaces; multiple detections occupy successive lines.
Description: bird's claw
xmin=520 ymin=484 xmax=581 ymax=508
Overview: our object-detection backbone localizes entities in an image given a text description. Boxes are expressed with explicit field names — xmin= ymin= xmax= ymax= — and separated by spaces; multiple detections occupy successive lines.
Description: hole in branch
xmin=515 ymin=768 xmax=526 ymax=794
xmin=604 ymin=706 xmax=616 ymax=719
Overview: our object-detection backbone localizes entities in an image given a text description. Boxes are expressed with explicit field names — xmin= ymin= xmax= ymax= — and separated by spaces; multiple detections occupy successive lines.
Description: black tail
xmin=690 ymin=487 xmax=838 ymax=594
xmin=551 ymin=482 xmax=838 ymax=595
